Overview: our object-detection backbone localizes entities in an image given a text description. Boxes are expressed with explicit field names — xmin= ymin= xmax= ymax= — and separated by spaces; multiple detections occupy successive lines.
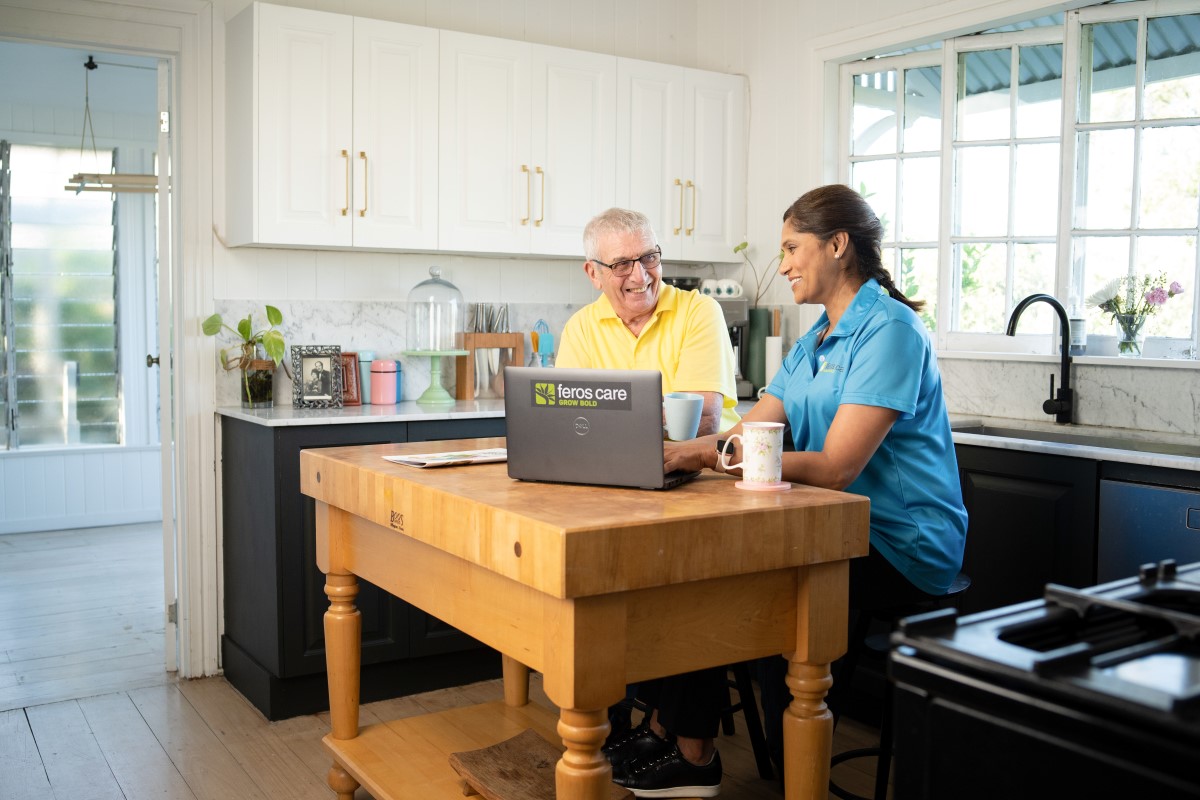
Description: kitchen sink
xmin=952 ymin=424 xmax=1200 ymax=458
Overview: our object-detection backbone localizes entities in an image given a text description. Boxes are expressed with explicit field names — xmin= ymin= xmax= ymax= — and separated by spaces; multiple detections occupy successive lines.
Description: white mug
xmin=663 ymin=391 xmax=704 ymax=441
xmin=700 ymin=278 xmax=719 ymax=296
xmin=720 ymin=422 xmax=788 ymax=489
xmin=717 ymin=278 xmax=743 ymax=297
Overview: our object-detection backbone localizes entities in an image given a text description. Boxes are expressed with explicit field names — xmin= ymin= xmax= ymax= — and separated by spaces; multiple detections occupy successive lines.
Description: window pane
xmin=1145 ymin=15 xmax=1200 ymax=120
xmin=853 ymin=70 xmax=897 ymax=156
xmin=1013 ymin=143 xmax=1060 ymax=236
xmin=1139 ymin=126 xmax=1200 ymax=229
xmin=1077 ymin=235 xmax=1131 ymax=332
xmin=959 ymin=49 xmax=1011 ymax=140
xmin=899 ymin=247 xmax=938 ymax=332
xmin=851 ymin=160 xmax=897 ymax=241
xmin=1081 ymin=20 xmax=1137 ymax=123
xmin=1017 ymin=44 xmax=1063 ymax=138
xmin=900 ymin=157 xmax=939 ymax=241
xmin=957 ymin=242 xmax=1007 ymax=332
xmin=957 ymin=146 xmax=1010 ymax=237
xmin=1135 ymin=236 xmax=1195 ymax=338
xmin=1075 ymin=129 xmax=1133 ymax=229
xmin=904 ymin=66 xmax=942 ymax=152
xmin=1012 ymin=243 xmax=1058 ymax=324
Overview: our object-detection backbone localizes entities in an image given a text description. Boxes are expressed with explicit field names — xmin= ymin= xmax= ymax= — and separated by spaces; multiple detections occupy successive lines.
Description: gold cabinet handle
xmin=673 ymin=178 xmax=684 ymax=235
xmin=685 ymin=180 xmax=696 ymax=235
xmin=358 ymin=151 xmax=368 ymax=218
xmin=535 ymin=166 xmax=545 ymax=227
xmin=520 ymin=165 xmax=531 ymax=225
xmin=340 ymin=149 xmax=350 ymax=216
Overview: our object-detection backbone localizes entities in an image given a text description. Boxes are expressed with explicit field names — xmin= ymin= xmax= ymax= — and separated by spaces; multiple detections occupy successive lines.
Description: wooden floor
xmin=0 ymin=525 xmax=887 ymax=800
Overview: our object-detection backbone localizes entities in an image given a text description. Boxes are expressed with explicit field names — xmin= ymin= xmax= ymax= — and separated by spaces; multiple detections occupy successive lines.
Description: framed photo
xmin=340 ymin=352 xmax=361 ymax=406
xmin=291 ymin=345 xmax=343 ymax=409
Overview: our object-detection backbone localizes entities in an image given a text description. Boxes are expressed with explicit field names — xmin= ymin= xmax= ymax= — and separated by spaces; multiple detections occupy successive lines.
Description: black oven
xmin=889 ymin=560 xmax=1200 ymax=799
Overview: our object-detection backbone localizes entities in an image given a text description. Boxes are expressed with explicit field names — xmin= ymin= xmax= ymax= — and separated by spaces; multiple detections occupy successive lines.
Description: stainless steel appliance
xmin=716 ymin=297 xmax=754 ymax=398
xmin=890 ymin=559 xmax=1200 ymax=798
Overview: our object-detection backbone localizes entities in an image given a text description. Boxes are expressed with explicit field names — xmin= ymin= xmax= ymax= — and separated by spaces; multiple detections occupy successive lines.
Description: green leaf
xmin=261 ymin=330 xmax=286 ymax=365
xmin=236 ymin=317 xmax=253 ymax=342
xmin=265 ymin=305 xmax=283 ymax=327
xmin=733 ymin=242 xmax=749 ymax=254
xmin=201 ymin=314 xmax=223 ymax=336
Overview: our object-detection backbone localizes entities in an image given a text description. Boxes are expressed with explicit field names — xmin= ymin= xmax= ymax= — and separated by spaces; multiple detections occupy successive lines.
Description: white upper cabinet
xmin=439 ymin=31 xmax=615 ymax=256
xmin=617 ymin=58 xmax=746 ymax=263
xmin=225 ymin=3 xmax=438 ymax=249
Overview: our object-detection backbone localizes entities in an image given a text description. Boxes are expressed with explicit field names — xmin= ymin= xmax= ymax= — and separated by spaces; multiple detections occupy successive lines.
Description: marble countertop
xmin=216 ymin=399 xmax=506 ymax=427
xmin=949 ymin=415 xmax=1200 ymax=471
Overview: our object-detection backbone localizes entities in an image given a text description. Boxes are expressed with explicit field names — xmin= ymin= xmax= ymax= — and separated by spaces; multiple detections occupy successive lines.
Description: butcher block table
xmin=300 ymin=437 xmax=870 ymax=800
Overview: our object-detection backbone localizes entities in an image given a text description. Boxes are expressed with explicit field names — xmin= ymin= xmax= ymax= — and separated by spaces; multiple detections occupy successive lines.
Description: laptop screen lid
xmin=503 ymin=366 xmax=696 ymax=490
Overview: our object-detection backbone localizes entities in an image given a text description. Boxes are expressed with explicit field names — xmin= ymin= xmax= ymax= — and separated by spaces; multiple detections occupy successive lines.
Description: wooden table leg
xmin=324 ymin=570 xmax=362 ymax=797
xmin=555 ymin=707 xmax=611 ymax=800
xmin=502 ymin=654 xmax=530 ymax=707
xmin=782 ymin=659 xmax=834 ymax=800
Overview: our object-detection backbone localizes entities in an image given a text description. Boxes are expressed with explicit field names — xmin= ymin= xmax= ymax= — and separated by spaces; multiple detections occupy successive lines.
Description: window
xmin=1 ymin=143 xmax=122 ymax=447
xmin=841 ymin=0 xmax=1200 ymax=358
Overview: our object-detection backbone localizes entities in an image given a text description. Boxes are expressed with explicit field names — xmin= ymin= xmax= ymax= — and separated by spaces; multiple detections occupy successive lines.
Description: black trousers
xmin=636 ymin=546 xmax=937 ymax=743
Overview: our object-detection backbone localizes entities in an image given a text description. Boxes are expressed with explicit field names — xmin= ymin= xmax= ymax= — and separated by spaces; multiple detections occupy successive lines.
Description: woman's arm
xmin=780 ymin=403 xmax=899 ymax=490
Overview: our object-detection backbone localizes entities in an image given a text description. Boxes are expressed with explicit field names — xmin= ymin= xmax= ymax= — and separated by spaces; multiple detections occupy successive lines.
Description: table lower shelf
xmin=323 ymin=700 xmax=564 ymax=799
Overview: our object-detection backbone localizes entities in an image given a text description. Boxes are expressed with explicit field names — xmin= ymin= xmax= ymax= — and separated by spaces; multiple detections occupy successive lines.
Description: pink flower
xmin=1145 ymin=286 xmax=1169 ymax=306
xmin=1170 ymin=281 xmax=1184 ymax=295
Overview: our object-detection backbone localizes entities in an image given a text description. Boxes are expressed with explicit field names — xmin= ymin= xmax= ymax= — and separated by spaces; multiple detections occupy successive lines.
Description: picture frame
xmin=291 ymin=345 xmax=343 ymax=409
xmin=339 ymin=351 xmax=361 ymax=406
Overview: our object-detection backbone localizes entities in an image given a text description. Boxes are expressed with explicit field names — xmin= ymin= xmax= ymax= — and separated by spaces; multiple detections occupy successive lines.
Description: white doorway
xmin=0 ymin=40 xmax=179 ymax=682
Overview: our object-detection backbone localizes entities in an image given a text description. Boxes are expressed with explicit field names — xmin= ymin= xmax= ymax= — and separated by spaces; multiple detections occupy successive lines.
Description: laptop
xmin=503 ymin=366 xmax=700 ymax=490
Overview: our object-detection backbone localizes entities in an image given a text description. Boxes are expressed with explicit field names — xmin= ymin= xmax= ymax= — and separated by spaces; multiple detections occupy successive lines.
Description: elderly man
xmin=556 ymin=207 xmax=740 ymax=436
xmin=556 ymin=208 xmax=739 ymax=797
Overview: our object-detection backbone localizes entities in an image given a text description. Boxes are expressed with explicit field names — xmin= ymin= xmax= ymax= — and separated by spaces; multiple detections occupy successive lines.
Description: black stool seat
xmin=829 ymin=572 xmax=972 ymax=800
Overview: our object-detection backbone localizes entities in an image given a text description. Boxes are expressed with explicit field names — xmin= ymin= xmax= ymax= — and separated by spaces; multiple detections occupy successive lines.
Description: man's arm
xmin=695 ymin=391 xmax=724 ymax=436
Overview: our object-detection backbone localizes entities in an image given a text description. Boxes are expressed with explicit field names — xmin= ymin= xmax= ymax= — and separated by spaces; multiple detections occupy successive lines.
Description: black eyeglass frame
xmin=590 ymin=245 xmax=663 ymax=278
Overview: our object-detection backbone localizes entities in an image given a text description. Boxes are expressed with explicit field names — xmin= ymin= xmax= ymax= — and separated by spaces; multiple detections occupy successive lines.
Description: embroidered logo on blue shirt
xmin=819 ymin=361 xmax=844 ymax=374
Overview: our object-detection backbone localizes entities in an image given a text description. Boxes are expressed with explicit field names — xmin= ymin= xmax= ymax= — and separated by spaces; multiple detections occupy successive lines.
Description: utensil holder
xmin=455 ymin=333 xmax=524 ymax=401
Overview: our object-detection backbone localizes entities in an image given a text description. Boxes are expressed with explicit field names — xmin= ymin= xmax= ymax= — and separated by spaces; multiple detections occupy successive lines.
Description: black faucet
xmin=1006 ymin=294 xmax=1073 ymax=424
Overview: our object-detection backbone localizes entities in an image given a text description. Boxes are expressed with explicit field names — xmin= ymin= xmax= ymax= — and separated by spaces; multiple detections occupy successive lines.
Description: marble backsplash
xmin=211 ymin=300 xmax=579 ymax=406
xmin=939 ymin=356 xmax=1200 ymax=437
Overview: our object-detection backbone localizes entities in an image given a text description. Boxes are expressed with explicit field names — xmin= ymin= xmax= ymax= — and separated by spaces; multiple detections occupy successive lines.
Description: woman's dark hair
xmin=782 ymin=184 xmax=925 ymax=312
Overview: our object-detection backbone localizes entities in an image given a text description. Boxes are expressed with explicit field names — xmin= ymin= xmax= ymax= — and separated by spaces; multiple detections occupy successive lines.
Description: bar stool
xmin=829 ymin=572 xmax=972 ymax=800
xmin=719 ymin=661 xmax=774 ymax=780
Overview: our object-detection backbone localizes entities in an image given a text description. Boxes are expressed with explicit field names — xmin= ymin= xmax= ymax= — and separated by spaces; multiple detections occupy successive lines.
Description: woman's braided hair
xmin=782 ymin=184 xmax=925 ymax=313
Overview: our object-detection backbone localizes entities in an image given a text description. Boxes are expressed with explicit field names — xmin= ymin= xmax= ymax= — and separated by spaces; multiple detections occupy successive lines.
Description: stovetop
xmin=893 ymin=560 xmax=1200 ymax=732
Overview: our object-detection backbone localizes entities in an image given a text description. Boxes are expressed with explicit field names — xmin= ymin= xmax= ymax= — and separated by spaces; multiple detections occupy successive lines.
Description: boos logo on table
xmin=532 ymin=380 xmax=632 ymax=409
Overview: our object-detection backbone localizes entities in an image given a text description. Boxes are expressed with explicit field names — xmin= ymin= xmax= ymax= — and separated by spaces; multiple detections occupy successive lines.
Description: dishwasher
xmin=1097 ymin=479 xmax=1200 ymax=582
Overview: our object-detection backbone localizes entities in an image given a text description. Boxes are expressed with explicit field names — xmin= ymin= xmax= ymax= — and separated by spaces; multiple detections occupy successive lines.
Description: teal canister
xmin=358 ymin=350 xmax=375 ymax=404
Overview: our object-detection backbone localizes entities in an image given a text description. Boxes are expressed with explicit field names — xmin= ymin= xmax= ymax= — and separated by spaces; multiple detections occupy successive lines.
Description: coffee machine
xmin=716 ymin=297 xmax=755 ymax=399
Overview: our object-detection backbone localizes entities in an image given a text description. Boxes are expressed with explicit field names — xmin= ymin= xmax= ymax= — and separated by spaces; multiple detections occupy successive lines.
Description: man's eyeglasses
xmin=590 ymin=246 xmax=662 ymax=278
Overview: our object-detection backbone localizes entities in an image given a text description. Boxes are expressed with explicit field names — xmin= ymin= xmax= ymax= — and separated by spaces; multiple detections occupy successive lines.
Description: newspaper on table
xmin=383 ymin=448 xmax=507 ymax=469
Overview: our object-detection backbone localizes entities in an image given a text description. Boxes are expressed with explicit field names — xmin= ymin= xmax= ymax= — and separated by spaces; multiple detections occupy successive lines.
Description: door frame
xmin=0 ymin=0 xmax=217 ymax=678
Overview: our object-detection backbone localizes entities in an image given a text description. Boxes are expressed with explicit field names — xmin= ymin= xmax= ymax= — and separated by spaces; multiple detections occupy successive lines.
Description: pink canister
xmin=370 ymin=360 xmax=399 ymax=405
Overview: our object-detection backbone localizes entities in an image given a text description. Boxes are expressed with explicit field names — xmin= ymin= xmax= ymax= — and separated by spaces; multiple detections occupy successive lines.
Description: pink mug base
xmin=735 ymin=480 xmax=791 ymax=492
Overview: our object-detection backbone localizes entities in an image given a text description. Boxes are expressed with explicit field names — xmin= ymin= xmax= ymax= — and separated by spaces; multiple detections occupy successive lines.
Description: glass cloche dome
xmin=406 ymin=266 xmax=463 ymax=352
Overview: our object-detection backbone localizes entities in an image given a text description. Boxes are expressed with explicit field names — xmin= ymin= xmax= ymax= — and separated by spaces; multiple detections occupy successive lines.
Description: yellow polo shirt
xmin=556 ymin=283 xmax=741 ymax=432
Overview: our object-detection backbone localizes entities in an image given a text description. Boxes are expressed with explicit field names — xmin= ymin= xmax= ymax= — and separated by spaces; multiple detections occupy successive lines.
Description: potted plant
xmin=202 ymin=305 xmax=288 ymax=408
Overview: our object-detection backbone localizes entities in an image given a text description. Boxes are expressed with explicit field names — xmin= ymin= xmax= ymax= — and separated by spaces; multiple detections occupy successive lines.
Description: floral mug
xmin=720 ymin=422 xmax=788 ymax=490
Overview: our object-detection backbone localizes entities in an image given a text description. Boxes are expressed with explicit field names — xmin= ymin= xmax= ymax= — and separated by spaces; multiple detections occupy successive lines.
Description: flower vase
xmin=241 ymin=358 xmax=276 ymax=408
xmin=1114 ymin=313 xmax=1146 ymax=358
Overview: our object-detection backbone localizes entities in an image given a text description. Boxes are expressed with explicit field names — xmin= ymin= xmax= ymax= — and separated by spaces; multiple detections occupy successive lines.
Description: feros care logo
xmin=531 ymin=379 xmax=632 ymax=410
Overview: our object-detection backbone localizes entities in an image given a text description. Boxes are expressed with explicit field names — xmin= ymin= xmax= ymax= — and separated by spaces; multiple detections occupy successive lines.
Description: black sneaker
xmin=602 ymin=721 xmax=673 ymax=776
xmin=614 ymin=745 xmax=722 ymax=798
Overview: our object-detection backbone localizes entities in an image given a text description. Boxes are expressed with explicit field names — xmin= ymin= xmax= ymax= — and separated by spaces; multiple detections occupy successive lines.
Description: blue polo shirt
xmin=765 ymin=280 xmax=967 ymax=595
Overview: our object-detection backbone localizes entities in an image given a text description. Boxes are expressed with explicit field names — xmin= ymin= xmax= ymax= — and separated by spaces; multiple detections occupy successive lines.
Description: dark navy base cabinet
xmin=220 ymin=415 xmax=505 ymax=720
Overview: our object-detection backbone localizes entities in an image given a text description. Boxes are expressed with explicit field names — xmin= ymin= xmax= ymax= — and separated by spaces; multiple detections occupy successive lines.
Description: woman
xmin=616 ymin=184 xmax=967 ymax=798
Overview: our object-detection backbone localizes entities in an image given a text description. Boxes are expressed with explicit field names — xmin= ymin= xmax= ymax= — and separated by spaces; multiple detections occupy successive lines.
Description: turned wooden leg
xmin=502 ymin=654 xmax=530 ymax=707
xmin=327 ymin=763 xmax=359 ymax=800
xmin=782 ymin=659 xmax=834 ymax=800
xmin=555 ymin=707 xmax=611 ymax=800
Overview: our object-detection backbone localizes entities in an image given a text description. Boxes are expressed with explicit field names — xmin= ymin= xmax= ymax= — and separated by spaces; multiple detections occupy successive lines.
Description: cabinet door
xmin=529 ymin=44 xmax=616 ymax=257
xmin=956 ymin=445 xmax=1097 ymax=615
xmin=439 ymin=31 xmax=532 ymax=254
xmin=249 ymin=3 xmax=353 ymax=247
xmin=616 ymin=58 xmax=685 ymax=258
xmin=352 ymin=18 xmax=439 ymax=249
xmin=682 ymin=68 xmax=746 ymax=262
